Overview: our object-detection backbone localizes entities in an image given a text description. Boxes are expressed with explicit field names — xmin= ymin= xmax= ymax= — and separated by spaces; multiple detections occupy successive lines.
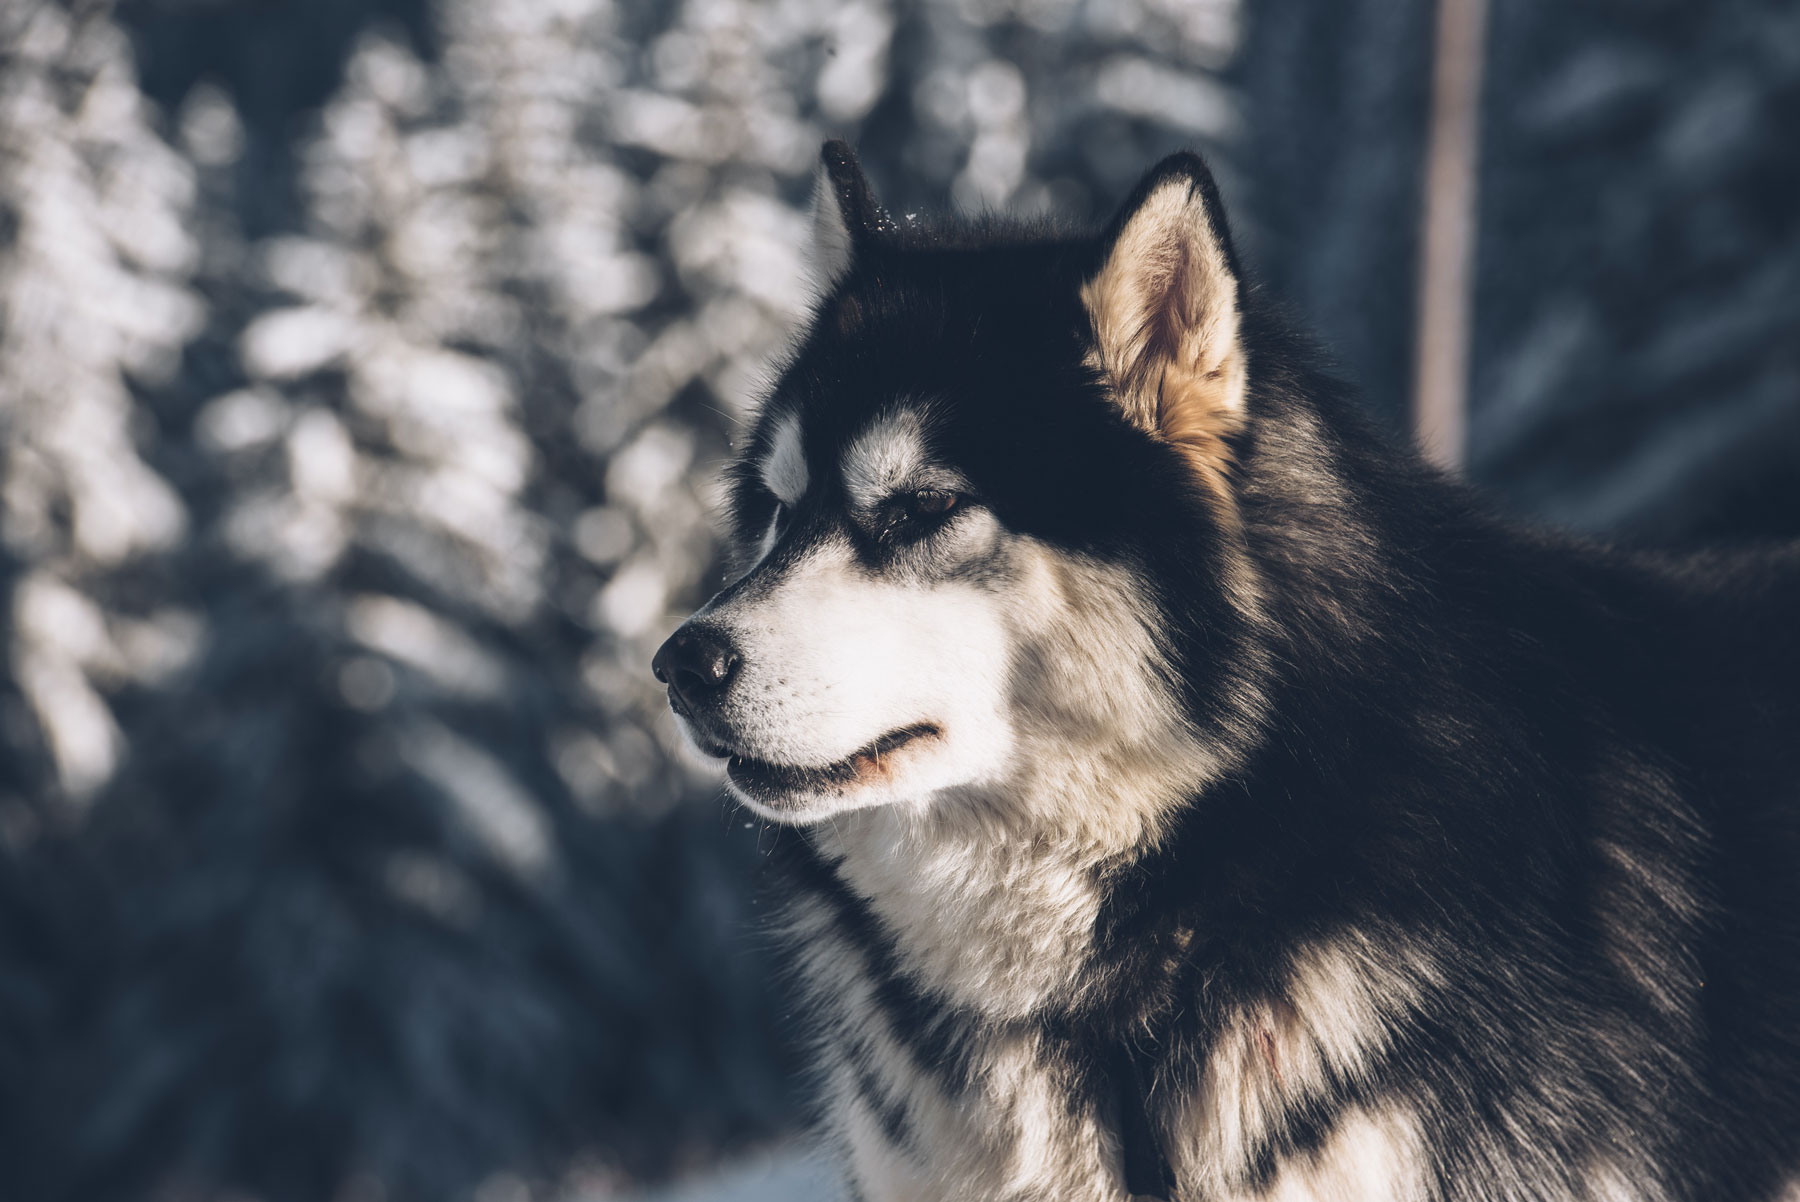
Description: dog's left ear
xmin=810 ymin=140 xmax=893 ymax=289
xmin=1083 ymin=153 xmax=1248 ymax=482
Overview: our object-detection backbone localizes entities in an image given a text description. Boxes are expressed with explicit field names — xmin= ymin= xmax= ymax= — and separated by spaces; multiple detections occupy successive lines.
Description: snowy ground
xmin=605 ymin=1147 xmax=845 ymax=1202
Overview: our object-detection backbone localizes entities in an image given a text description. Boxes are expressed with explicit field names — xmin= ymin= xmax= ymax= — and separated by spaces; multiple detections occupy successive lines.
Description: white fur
xmin=810 ymin=166 xmax=854 ymax=290
xmin=821 ymin=1031 xmax=1124 ymax=1202
xmin=750 ymin=508 xmax=780 ymax=563
xmin=1234 ymin=1105 xmax=1428 ymax=1202
xmin=799 ymin=911 xmax=1442 ymax=1202
xmin=814 ymin=812 xmax=1110 ymax=1018
xmin=759 ymin=411 xmax=809 ymax=506
xmin=1168 ymin=930 xmax=1440 ymax=1194
xmin=841 ymin=408 xmax=931 ymax=511
xmin=690 ymin=524 xmax=1017 ymax=822
xmin=791 ymin=894 xmax=1127 ymax=1202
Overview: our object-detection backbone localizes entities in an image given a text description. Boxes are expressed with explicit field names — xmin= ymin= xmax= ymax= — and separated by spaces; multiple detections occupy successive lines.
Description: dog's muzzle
xmin=651 ymin=622 xmax=740 ymax=719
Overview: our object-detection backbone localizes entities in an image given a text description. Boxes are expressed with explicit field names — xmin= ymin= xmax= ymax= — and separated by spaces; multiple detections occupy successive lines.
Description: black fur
xmin=689 ymin=146 xmax=1800 ymax=1200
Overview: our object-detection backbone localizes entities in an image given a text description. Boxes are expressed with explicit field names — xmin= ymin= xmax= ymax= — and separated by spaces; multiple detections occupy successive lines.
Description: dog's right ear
xmin=810 ymin=140 xmax=892 ymax=289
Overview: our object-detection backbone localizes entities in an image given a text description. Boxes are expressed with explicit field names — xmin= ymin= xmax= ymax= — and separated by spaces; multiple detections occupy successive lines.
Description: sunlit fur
xmin=655 ymin=145 xmax=1800 ymax=1202
xmin=760 ymin=410 xmax=810 ymax=507
xmin=1081 ymin=165 xmax=1248 ymax=509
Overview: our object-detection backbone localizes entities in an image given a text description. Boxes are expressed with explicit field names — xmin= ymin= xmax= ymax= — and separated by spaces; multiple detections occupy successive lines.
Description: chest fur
xmin=783 ymin=826 xmax=1120 ymax=1200
xmin=818 ymin=1010 xmax=1125 ymax=1202
xmin=785 ymin=839 xmax=1431 ymax=1202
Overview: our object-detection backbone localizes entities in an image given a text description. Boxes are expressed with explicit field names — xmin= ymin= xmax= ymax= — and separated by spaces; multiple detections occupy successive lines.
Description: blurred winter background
xmin=0 ymin=0 xmax=1795 ymax=1199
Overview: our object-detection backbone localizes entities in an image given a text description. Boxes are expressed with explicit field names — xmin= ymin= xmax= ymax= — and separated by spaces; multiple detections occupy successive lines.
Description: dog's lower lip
xmin=724 ymin=723 xmax=941 ymax=797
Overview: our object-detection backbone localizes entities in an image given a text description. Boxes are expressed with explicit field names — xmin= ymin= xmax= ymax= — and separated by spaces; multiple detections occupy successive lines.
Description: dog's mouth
xmin=704 ymin=723 xmax=942 ymax=804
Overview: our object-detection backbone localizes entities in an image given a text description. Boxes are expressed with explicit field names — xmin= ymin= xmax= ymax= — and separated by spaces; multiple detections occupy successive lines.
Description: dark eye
xmin=873 ymin=490 xmax=962 ymax=545
xmin=908 ymin=489 xmax=960 ymax=519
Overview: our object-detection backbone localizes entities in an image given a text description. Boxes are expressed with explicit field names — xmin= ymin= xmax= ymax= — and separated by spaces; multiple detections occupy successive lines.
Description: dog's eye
xmin=874 ymin=489 xmax=963 ymax=545
xmin=907 ymin=490 xmax=960 ymax=519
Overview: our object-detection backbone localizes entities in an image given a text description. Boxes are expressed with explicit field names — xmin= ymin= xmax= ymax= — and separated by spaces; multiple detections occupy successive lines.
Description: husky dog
xmin=652 ymin=142 xmax=1800 ymax=1202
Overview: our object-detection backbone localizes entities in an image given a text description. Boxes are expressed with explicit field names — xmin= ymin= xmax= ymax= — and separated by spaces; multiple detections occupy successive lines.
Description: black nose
xmin=651 ymin=624 xmax=741 ymax=715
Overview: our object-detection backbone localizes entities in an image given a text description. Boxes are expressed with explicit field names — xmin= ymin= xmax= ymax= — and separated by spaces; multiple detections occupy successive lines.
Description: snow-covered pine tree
xmin=0 ymin=6 xmax=204 ymax=1184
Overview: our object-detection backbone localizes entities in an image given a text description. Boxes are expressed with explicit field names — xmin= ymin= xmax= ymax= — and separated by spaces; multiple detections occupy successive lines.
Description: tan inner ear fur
xmin=1081 ymin=179 xmax=1248 ymax=511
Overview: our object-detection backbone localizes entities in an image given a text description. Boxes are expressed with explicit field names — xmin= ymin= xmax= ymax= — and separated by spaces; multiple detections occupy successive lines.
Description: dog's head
xmin=654 ymin=144 xmax=1266 ymax=832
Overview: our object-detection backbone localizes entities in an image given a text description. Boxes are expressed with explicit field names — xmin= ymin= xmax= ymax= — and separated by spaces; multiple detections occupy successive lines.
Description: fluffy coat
xmin=657 ymin=143 xmax=1800 ymax=1202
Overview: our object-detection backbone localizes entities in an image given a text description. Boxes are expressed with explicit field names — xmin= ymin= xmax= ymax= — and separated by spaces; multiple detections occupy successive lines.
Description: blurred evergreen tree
xmin=1470 ymin=1 xmax=1800 ymax=540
